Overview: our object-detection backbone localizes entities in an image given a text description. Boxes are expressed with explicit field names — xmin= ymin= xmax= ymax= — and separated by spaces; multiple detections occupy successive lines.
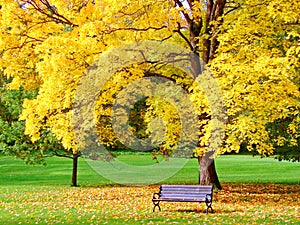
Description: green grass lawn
xmin=0 ymin=154 xmax=299 ymax=224
xmin=216 ymin=154 xmax=300 ymax=184
xmin=1 ymin=154 xmax=299 ymax=186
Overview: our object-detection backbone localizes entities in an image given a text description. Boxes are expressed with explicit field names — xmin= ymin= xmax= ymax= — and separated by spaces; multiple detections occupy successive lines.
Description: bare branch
xmin=103 ymin=25 xmax=168 ymax=34
xmin=24 ymin=0 xmax=78 ymax=27
xmin=174 ymin=0 xmax=193 ymax=25
xmin=174 ymin=22 xmax=193 ymax=51
xmin=46 ymin=149 xmax=74 ymax=159
xmin=224 ymin=3 xmax=242 ymax=15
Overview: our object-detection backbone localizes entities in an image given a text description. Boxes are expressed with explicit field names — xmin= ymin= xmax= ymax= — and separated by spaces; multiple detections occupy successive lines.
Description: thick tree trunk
xmin=198 ymin=154 xmax=222 ymax=190
xmin=196 ymin=0 xmax=226 ymax=191
xmin=71 ymin=153 xmax=79 ymax=187
xmin=176 ymin=0 xmax=226 ymax=190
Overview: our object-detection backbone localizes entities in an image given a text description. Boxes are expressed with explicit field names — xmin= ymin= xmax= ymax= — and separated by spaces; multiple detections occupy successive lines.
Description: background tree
xmin=267 ymin=118 xmax=300 ymax=162
xmin=0 ymin=74 xmax=81 ymax=186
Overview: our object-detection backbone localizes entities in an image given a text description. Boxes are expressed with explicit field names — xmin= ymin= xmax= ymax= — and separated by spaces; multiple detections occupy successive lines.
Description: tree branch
xmin=174 ymin=0 xmax=193 ymax=25
xmin=174 ymin=22 xmax=193 ymax=51
xmin=46 ymin=149 xmax=79 ymax=159
xmin=224 ymin=3 xmax=242 ymax=15
xmin=103 ymin=25 xmax=168 ymax=34
xmin=25 ymin=0 xmax=78 ymax=27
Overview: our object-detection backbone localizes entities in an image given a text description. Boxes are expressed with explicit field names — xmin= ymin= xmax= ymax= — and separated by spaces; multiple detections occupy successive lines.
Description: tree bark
xmin=71 ymin=153 xmax=79 ymax=187
xmin=198 ymin=154 xmax=222 ymax=190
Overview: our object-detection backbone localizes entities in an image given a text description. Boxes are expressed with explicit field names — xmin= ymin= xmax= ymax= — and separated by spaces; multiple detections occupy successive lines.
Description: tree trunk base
xmin=198 ymin=154 xmax=222 ymax=190
xmin=71 ymin=153 xmax=79 ymax=187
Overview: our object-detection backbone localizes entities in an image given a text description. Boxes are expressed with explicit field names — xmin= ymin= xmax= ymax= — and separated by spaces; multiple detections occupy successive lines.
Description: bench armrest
xmin=152 ymin=192 xmax=160 ymax=200
xmin=205 ymin=194 xmax=212 ymax=202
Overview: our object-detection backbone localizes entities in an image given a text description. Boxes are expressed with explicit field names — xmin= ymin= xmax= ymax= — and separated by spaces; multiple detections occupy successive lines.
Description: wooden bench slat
xmin=161 ymin=185 xmax=212 ymax=187
xmin=157 ymin=198 xmax=206 ymax=202
xmin=161 ymin=185 xmax=212 ymax=189
xmin=160 ymin=194 xmax=208 ymax=198
xmin=160 ymin=192 xmax=209 ymax=196
xmin=161 ymin=190 xmax=212 ymax=193
xmin=161 ymin=190 xmax=210 ymax=193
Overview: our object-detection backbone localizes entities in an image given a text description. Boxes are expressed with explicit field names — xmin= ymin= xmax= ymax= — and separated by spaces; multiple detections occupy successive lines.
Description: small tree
xmin=0 ymin=75 xmax=80 ymax=186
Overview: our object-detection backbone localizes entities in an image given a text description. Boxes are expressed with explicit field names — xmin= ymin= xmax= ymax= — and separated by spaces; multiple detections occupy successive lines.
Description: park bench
xmin=152 ymin=185 xmax=214 ymax=214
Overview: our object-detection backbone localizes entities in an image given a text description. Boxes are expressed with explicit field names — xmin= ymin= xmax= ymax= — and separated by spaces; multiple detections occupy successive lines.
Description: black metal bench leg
xmin=153 ymin=201 xmax=161 ymax=212
xmin=206 ymin=205 xmax=214 ymax=214
xmin=205 ymin=202 xmax=214 ymax=214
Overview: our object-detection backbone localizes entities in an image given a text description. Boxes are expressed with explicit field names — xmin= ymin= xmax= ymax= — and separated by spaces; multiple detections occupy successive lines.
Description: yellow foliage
xmin=0 ymin=0 xmax=299 ymax=158
xmin=212 ymin=0 xmax=300 ymax=154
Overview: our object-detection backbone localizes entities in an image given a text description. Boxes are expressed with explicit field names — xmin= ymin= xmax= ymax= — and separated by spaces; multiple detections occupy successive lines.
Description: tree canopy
xmin=0 ymin=0 xmax=299 ymax=186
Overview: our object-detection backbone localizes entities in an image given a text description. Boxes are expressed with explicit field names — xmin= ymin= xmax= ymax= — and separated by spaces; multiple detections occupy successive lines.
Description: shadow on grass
xmin=220 ymin=183 xmax=300 ymax=194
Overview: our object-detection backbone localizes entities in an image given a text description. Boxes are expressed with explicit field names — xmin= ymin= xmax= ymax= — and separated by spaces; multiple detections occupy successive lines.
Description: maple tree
xmin=0 ymin=0 xmax=299 ymax=188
